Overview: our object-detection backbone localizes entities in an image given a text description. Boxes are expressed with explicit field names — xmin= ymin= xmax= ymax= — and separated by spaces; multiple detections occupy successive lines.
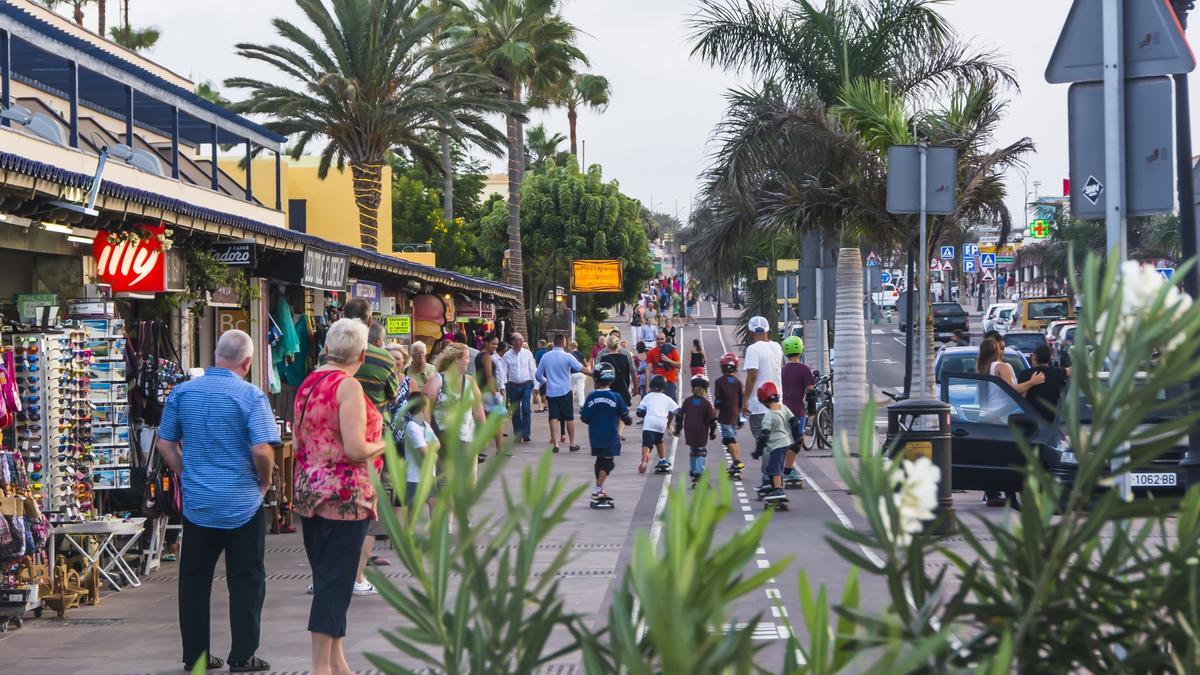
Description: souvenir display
xmin=79 ymin=320 xmax=132 ymax=492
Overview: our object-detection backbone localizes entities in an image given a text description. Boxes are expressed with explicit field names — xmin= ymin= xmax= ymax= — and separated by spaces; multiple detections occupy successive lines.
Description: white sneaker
xmin=306 ymin=584 xmax=314 ymax=594
xmin=352 ymin=580 xmax=377 ymax=596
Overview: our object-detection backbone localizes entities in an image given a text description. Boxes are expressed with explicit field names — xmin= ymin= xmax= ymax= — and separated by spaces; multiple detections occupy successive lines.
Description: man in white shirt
xmin=638 ymin=321 xmax=658 ymax=351
xmin=741 ymin=315 xmax=784 ymax=442
xmin=503 ymin=333 xmax=537 ymax=443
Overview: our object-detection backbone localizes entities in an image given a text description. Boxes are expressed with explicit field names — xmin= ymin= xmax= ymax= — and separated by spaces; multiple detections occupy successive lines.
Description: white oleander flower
xmin=862 ymin=456 xmax=942 ymax=549
xmin=1101 ymin=261 xmax=1193 ymax=354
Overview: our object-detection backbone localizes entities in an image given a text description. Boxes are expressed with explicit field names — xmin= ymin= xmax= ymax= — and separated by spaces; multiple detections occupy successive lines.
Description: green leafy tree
xmin=228 ymin=0 xmax=509 ymax=252
xmin=194 ymin=80 xmax=230 ymax=108
xmin=450 ymin=0 xmax=589 ymax=334
xmin=390 ymin=152 xmax=492 ymax=273
xmin=524 ymin=123 xmax=567 ymax=169
xmin=38 ymin=0 xmax=92 ymax=26
xmin=477 ymin=160 xmax=654 ymax=343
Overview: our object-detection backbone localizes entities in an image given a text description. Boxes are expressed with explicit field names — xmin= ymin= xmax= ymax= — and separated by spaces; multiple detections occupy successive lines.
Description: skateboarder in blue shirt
xmin=580 ymin=363 xmax=632 ymax=507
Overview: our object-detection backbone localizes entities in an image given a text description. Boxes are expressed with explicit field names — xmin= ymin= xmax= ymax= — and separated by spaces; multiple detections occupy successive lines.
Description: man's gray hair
xmin=368 ymin=321 xmax=386 ymax=346
xmin=215 ymin=329 xmax=254 ymax=363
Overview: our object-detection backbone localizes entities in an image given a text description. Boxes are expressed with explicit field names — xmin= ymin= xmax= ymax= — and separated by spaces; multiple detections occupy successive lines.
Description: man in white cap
xmin=741 ymin=315 xmax=784 ymax=447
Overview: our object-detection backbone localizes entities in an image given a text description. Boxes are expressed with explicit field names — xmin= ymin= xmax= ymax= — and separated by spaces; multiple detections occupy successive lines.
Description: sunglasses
xmin=15 ymin=363 xmax=38 ymax=372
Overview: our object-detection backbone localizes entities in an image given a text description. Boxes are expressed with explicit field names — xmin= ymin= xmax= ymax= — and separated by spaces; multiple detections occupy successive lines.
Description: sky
xmin=64 ymin=0 xmax=1200 ymax=229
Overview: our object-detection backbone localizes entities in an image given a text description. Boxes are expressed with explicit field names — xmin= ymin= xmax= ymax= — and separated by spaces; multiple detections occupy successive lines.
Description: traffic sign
xmin=886 ymin=146 xmax=959 ymax=215
xmin=929 ymin=260 xmax=940 ymax=271
xmin=941 ymin=260 xmax=954 ymax=271
xmin=980 ymin=253 xmax=997 ymax=269
xmin=963 ymin=243 xmax=980 ymax=258
xmin=866 ymin=251 xmax=881 ymax=267
xmin=1158 ymin=268 xmax=1175 ymax=281
xmin=963 ymin=257 xmax=977 ymax=274
xmin=939 ymin=245 xmax=955 ymax=260
xmin=1068 ymin=76 xmax=1175 ymax=217
xmin=982 ymin=268 xmax=996 ymax=282
xmin=1046 ymin=0 xmax=1196 ymax=84
xmin=880 ymin=271 xmax=892 ymax=284
xmin=997 ymin=256 xmax=1015 ymax=265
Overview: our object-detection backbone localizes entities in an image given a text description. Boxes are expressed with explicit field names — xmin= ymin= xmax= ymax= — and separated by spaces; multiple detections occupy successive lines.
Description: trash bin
xmin=885 ymin=399 xmax=956 ymax=536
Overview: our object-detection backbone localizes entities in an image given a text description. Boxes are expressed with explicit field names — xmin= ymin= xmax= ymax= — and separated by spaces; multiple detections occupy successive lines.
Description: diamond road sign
xmin=980 ymin=253 xmax=997 ymax=269
xmin=1046 ymin=0 xmax=1196 ymax=84
xmin=939 ymin=245 xmax=955 ymax=260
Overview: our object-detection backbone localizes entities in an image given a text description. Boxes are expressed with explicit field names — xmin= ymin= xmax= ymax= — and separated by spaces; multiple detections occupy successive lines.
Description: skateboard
xmin=764 ymin=499 xmax=790 ymax=511
xmin=654 ymin=463 xmax=672 ymax=475
xmin=784 ymin=477 xmax=805 ymax=489
xmin=590 ymin=495 xmax=615 ymax=510
xmin=755 ymin=485 xmax=773 ymax=502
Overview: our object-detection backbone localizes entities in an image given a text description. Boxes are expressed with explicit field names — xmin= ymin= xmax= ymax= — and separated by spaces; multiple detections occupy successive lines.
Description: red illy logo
xmin=93 ymin=225 xmax=166 ymax=293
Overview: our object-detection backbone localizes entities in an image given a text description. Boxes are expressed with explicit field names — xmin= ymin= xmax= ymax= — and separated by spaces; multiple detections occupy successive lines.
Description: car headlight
xmin=1056 ymin=438 xmax=1077 ymax=465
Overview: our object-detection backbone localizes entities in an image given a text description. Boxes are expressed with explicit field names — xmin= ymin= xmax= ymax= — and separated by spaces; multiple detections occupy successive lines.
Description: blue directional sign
xmin=980 ymin=253 xmax=997 ymax=269
xmin=1157 ymin=268 xmax=1175 ymax=281
xmin=964 ymin=243 xmax=980 ymax=258
xmin=939 ymin=245 xmax=955 ymax=260
xmin=880 ymin=271 xmax=892 ymax=284
xmin=963 ymin=257 xmax=977 ymax=274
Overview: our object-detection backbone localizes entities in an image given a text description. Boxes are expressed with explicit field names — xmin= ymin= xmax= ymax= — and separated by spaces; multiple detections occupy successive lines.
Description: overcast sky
xmin=78 ymin=0 xmax=1200 ymax=229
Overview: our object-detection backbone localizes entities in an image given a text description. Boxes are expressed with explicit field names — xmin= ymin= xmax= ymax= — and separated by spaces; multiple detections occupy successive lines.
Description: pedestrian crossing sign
xmin=980 ymin=253 xmax=997 ymax=269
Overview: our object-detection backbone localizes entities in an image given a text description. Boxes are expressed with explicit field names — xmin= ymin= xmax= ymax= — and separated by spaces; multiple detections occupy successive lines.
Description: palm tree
xmin=97 ymin=0 xmax=105 ymax=36
xmin=530 ymin=72 xmax=611 ymax=156
xmin=451 ymin=0 xmax=587 ymax=334
xmin=227 ymin=0 xmax=509 ymax=252
xmin=689 ymin=0 xmax=1025 ymax=449
xmin=38 ymin=0 xmax=93 ymax=26
xmin=524 ymin=123 xmax=566 ymax=169
xmin=110 ymin=24 xmax=158 ymax=51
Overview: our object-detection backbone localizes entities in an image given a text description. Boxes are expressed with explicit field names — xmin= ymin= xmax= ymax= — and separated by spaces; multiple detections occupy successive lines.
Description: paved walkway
xmin=0 ymin=402 xmax=665 ymax=675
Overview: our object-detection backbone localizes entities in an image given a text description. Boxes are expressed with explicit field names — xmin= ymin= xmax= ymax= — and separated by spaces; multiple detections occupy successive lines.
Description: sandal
xmin=228 ymin=655 xmax=270 ymax=672
xmin=185 ymin=655 xmax=224 ymax=670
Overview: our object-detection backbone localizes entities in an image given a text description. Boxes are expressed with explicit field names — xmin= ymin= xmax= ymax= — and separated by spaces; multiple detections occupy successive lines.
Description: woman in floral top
xmin=293 ymin=318 xmax=385 ymax=675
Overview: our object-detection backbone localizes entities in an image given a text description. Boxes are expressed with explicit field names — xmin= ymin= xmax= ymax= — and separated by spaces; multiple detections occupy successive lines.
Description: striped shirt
xmin=357 ymin=344 xmax=399 ymax=410
xmin=159 ymin=368 xmax=280 ymax=529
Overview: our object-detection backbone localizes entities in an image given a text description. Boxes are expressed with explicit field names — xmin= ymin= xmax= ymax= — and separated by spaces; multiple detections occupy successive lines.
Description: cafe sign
xmin=210 ymin=239 xmax=257 ymax=268
xmin=456 ymin=299 xmax=495 ymax=320
xmin=350 ymin=280 xmax=383 ymax=312
xmin=92 ymin=224 xmax=167 ymax=293
xmin=302 ymin=247 xmax=349 ymax=291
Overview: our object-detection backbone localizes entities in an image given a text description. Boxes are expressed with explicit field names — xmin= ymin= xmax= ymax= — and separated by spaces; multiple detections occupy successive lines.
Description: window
xmin=945 ymin=375 xmax=1025 ymax=426
xmin=288 ymin=199 xmax=308 ymax=233
xmin=1028 ymin=301 xmax=1069 ymax=320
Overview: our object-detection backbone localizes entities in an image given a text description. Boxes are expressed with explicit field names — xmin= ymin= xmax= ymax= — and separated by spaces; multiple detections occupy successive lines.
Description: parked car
xmin=1000 ymin=330 xmax=1049 ymax=361
xmin=935 ymin=373 xmax=1195 ymax=499
xmin=1055 ymin=324 xmax=1076 ymax=367
xmin=932 ymin=302 xmax=969 ymax=342
xmin=1045 ymin=319 xmax=1076 ymax=352
xmin=1017 ymin=296 xmax=1074 ymax=330
xmin=778 ymin=321 xmax=803 ymax=342
xmin=934 ymin=346 xmax=1029 ymax=384
xmin=873 ymin=283 xmax=900 ymax=309
xmin=982 ymin=302 xmax=1018 ymax=333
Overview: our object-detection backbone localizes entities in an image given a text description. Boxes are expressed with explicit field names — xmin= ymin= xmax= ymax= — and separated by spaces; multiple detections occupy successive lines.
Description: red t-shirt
xmin=647 ymin=345 xmax=679 ymax=383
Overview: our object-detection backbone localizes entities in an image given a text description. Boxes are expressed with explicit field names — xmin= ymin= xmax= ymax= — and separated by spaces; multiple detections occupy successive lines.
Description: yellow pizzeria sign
xmin=570 ymin=259 xmax=624 ymax=293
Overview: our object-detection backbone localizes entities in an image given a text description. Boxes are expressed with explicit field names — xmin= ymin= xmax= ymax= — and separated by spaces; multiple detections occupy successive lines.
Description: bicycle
xmin=802 ymin=372 xmax=834 ymax=451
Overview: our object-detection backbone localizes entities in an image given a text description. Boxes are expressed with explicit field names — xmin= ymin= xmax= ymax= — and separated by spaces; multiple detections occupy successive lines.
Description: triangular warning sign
xmin=941 ymin=260 xmax=954 ymax=271
xmin=1047 ymin=0 xmax=1195 ymax=84
xmin=982 ymin=268 xmax=995 ymax=282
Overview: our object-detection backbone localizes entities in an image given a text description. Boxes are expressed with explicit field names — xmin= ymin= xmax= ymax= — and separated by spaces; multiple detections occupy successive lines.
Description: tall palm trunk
xmin=440 ymin=129 xmax=453 ymax=225
xmin=568 ymin=105 xmax=578 ymax=156
xmin=350 ymin=163 xmax=383 ymax=252
xmin=833 ymin=248 xmax=869 ymax=455
xmin=506 ymin=82 xmax=528 ymax=336
xmin=73 ymin=2 xmax=84 ymax=25
xmin=97 ymin=0 xmax=106 ymax=35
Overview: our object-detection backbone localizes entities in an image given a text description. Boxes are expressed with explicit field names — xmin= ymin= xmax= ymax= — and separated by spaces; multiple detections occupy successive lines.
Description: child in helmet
xmin=580 ymin=362 xmax=633 ymax=505
xmin=672 ymin=375 xmax=718 ymax=486
xmin=780 ymin=336 xmax=816 ymax=486
xmin=750 ymin=381 xmax=796 ymax=504
xmin=636 ymin=375 xmax=680 ymax=473
xmin=712 ymin=352 xmax=746 ymax=473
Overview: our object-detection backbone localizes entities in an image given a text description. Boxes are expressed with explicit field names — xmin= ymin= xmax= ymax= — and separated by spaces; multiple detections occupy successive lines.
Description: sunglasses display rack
xmin=9 ymin=332 xmax=94 ymax=523
xmin=78 ymin=320 xmax=130 ymax=493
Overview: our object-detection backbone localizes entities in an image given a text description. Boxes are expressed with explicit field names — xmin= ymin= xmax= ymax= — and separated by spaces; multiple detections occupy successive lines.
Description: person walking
xmin=405 ymin=341 xmax=438 ymax=392
xmin=476 ymin=332 xmax=506 ymax=458
xmin=293 ymin=319 xmax=386 ymax=675
xmin=536 ymin=334 xmax=590 ymax=453
xmin=1018 ymin=344 xmax=1071 ymax=422
xmin=638 ymin=311 xmax=659 ymax=350
xmin=426 ymin=343 xmax=487 ymax=466
xmin=687 ymin=338 xmax=706 ymax=377
xmin=663 ymin=317 xmax=676 ymax=346
xmin=978 ymin=337 xmax=1043 ymax=508
xmin=646 ymin=331 xmax=681 ymax=401
xmin=568 ymin=339 xmax=588 ymax=410
xmin=157 ymin=330 xmax=278 ymax=673
xmin=503 ymin=333 xmax=536 ymax=443
xmin=533 ymin=339 xmax=550 ymax=413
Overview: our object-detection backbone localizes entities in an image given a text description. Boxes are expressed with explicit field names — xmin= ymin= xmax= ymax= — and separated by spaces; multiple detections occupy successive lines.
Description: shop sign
xmin=350 ymin=280 xmax=383 ymax=312
xmin=456 ymin=299 xmax=495 ymax=320
xmin=207 ymin=286 xmax=242 ymax=308
xmin=570 ymin=259 xmax=624 ymax=293
xmin=210 ymin=239 xmax=257 ymax=268
xmin=92 ymin=225 xmax=167 ymax=293
xmin=16 ymin=293 xmax=58 ymax=322
xmin=386 ymin=315 xmax=412 ymax=336
xmin=302 ymin=247 xmax=349 ymax=291
xmin=216 ymin=308 xmax=250 ymax=336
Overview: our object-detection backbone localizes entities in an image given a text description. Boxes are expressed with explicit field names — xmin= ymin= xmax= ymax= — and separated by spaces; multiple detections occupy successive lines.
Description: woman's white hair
xmin=411 ymin=340 xmax=428 ymax=355
xmin=324 ymin=318 xmax=369 ymax=364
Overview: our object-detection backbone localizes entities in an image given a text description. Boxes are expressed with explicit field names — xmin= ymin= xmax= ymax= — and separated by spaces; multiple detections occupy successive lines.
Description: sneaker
xmin=306 ymin=584 xmax=315 ymax=594
xmin=552 ymin=446 xmax=561 ymax=453
xmin=731 ymin=461 xmax=745 ymax=471
xmin=764 ymin=488 xmax=788 ymax=502
xmin=227 ymin=655 xmax=270 ymax=672
xmin=353 ymin=580 xmax=377 ymax=595
xmin=784 ymin=468 xmax=803 ymax=482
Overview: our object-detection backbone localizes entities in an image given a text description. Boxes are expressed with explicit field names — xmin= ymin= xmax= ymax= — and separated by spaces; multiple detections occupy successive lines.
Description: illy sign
xmin=210 ymin=239 xmax=257 ymax=268
xmin=92 ymin=225 xmax=167 ymax=293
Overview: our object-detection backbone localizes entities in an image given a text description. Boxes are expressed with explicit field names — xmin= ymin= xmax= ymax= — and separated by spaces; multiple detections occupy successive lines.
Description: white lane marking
xmin=756 ymin=547 xmax=766 ymax=555
xmin=756 ymin=559 xmax=770 ymax=568
xmin=744 ymin=514 xmax=755 ymax=521
xmin=742 ymin=505 xmax=752 ymax=512
xmin=871 ymin=329 xmax=887 ymax=335
xmin=765 ymin=589 xmax=782 ymax=599
xmin=893 ymin=337 xmax=906 ymax=347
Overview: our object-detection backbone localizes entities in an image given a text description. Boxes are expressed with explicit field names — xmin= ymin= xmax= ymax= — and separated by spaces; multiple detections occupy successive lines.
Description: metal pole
xmin=570 ymin=295 xmax=576 ymax=343
xmin=865 ymin=266 xmax=873 ymax=392
xmin=815 ymin=232 xmax=825 ymax=373
xmin=903 ymin=243 xmax=915 ymax=399
xmin=716 ymin=283 xmax=723 ymax=325
xmin=918 ymin=143 xmax=929 ymax=398
xmin=1103 ymin=0 xmax=1128 ymax=262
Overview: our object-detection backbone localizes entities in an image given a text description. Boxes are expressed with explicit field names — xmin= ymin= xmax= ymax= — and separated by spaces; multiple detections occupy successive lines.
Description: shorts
xmin=405 ymin=481 xmax=437 ymax=505
xmin=591 ymin=446 xmax=620 ymax=458
xmin=547 ymin=393 xmax=574 ymax=421
xmin=764 ymin=446 xmax=788 ymax=476
xmin=690 ymin=367 xmax=705 ymax=377
xmin=642 ymin=430 xmax=665 ymax=448
xmin=719 ymin=423 xmax=738 ymax=441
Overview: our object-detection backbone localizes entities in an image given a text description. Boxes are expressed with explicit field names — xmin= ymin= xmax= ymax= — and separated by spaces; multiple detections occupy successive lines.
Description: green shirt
xmin=357 ymin=344 xmax=399 ymax=410
xmin=761 ymin=407 xmax=795 ymax=451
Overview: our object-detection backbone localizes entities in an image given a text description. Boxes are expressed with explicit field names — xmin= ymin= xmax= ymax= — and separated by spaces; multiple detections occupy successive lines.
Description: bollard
xmin=884 ymin=399 xmax=956 ymax=535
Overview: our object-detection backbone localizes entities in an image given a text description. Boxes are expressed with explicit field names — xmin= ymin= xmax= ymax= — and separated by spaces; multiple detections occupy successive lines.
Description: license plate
xmin=1129 ymin=472 xmax=1177 ymax=488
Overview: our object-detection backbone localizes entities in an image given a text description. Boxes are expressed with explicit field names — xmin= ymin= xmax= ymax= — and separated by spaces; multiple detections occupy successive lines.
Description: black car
xmin=932 ymin=302 xmax=969 ymax=342
xmin=999 ymin=330 xmax=1048 ymax=361
xmin=935 ymin=373 xmax=1197 ymax=498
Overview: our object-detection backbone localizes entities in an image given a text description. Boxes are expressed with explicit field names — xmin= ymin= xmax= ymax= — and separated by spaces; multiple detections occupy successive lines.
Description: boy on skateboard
xmin=673 ymin=375 xmax=718 ymax=487
xmin=750 ymin=382 xmax=795 ymax=509
xmin=580 ymin=363 xmax=632 ymax=508
xmin=712 ymin=352 xmax=746 ymax=477
xmin=636 ymin=375 xmax=680 ymax=474
xmin=780 ymin=336 xmax=815 ymax=488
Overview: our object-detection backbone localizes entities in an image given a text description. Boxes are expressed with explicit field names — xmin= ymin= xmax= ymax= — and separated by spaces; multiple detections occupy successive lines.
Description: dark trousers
xmin=506 ymin=381 xmax=533 ymax=438
xmin=302 ymin=516 xmax=370 ymax=637
xmin=179 ymin=508 xmax=266 ymax=666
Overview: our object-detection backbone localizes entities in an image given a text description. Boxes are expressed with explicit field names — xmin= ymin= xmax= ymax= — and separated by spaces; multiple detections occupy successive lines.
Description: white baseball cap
xmin=748 ymin=316 xmax=770 ymax=333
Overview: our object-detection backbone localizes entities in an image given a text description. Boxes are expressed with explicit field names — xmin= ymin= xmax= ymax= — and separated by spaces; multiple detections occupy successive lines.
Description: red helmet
xmin=720 ymin=352 xmax=739 ymax=371
xmin=756 ymin=381 xmax=780 ymax=404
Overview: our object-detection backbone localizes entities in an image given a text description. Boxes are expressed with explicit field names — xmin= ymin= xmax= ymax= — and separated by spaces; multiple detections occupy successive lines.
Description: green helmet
xmin=782 ymin=336 xmax=805 ymax=356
